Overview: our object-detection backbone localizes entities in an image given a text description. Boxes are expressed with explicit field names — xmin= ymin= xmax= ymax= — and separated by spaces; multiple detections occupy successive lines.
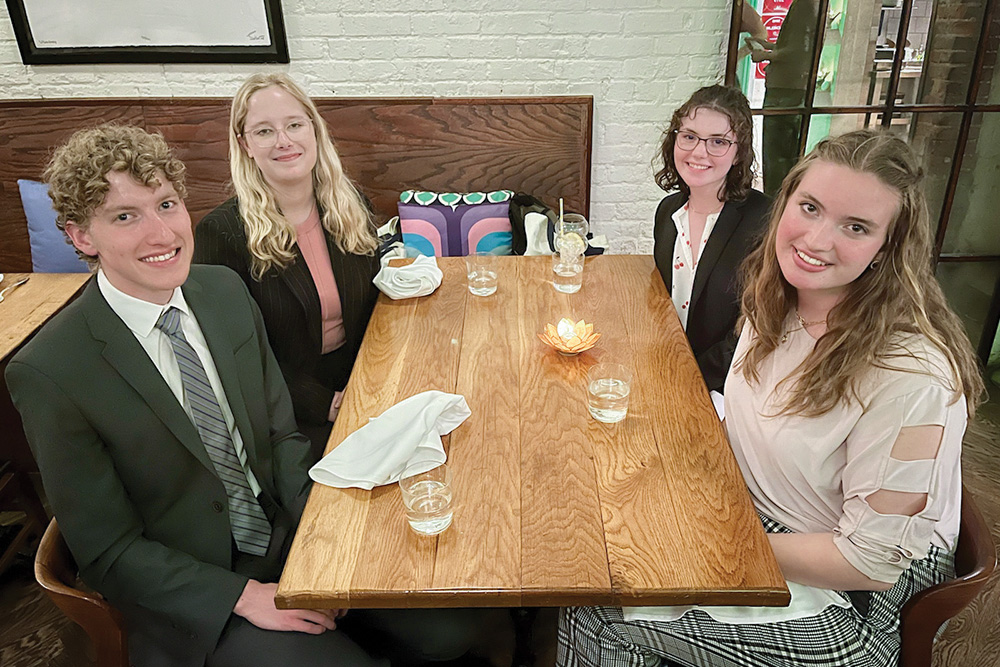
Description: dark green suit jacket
xmin=5 ymin=265 xmax=313 ymax=665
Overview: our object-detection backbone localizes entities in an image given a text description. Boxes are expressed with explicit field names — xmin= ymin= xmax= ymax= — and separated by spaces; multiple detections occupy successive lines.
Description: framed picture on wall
xmin=4 ymin=0 xmax=289 ymax=64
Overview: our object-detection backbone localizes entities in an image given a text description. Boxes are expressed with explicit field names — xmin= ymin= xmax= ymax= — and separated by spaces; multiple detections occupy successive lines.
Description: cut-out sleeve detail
xmin=880 ymin=458 xmax=934 ymax=493
xmin=833 ymin=382 xmax=965 ymax=583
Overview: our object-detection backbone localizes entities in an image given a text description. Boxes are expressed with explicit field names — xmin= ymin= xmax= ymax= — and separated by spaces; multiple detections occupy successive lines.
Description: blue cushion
xmin=18 ymin=179 xmax=89 ymax=273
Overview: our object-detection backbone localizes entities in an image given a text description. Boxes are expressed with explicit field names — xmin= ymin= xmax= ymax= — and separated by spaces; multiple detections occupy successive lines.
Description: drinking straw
xmin=559 ymin=198 xmax=564 ymax=236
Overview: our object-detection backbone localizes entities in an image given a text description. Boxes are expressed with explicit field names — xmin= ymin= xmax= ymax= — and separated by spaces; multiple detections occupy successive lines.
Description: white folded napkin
xmin=309 ymin=390 xmax=471 ymax=490
xmin=373 ymin=254 xmax=443 ymax=299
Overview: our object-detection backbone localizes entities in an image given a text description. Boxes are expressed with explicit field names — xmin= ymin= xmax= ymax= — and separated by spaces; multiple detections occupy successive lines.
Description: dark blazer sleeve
xmin=194 ymin=200 xmax=330 ymax=424
xmin=194 ymin=198 xmax=252 ymax=282
xmin=689 ymin=190 xmax=771 ymax=392
xmin=216 ymin=268 xmax=313 ymax=517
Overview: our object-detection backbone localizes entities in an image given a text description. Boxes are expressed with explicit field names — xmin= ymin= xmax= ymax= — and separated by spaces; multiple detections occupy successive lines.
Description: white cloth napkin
xmin=309 ymin=390 xmax=471 ymax=490
xmin=622 ymin=580 xmax=849 ymax=625
xmin=373 ymin=254 xmax=443 ymax=300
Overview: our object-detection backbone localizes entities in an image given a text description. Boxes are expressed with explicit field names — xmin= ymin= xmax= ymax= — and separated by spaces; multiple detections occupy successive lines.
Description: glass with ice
xmin=553 ymin=214 xmax=588 ymax=294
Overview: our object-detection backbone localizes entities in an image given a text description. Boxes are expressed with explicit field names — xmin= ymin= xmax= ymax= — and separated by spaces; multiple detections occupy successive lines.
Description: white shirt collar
xmin=96 ymin=269 xmax=191 ymax=338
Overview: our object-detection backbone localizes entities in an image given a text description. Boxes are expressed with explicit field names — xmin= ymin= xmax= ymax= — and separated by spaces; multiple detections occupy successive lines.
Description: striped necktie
xmin=155 ymin=306 xmax=271 ymax=556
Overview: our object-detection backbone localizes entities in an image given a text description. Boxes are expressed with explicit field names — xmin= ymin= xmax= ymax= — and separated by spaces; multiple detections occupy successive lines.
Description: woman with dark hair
xmin=559 ymin=130 xmax=984 ymax=667
xmin=653 ymin=85 xmax=770 ymax=394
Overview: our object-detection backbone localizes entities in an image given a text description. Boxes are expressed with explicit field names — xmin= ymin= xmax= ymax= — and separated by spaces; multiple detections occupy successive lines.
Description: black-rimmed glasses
xmin=673 ymin=130 xmax=736 ymax=156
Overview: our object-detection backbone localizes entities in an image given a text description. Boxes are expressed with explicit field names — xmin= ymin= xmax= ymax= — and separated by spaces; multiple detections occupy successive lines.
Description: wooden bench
xmin=0 ymin=96 xmax=593 ymax=271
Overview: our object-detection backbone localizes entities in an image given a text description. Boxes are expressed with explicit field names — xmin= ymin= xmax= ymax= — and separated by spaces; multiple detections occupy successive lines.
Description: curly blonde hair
xmin=44 ymin=124 xmax=187 ymax=268
xmin=738 ymin=129 xmax=983 ymax=417
xmin=229 ymin=73 xmax=377 ymax=279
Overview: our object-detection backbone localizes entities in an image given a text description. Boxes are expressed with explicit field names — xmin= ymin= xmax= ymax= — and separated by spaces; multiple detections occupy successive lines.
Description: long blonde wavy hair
xmin=738 ymin=129 xmax=983 ymax=418
xmin=229 ymin=73 xmax=377 ymax=279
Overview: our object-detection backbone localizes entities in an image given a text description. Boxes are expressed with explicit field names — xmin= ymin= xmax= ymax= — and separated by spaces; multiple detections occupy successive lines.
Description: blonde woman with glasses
xmin=196 ymin=73 xmax=381 ymax=460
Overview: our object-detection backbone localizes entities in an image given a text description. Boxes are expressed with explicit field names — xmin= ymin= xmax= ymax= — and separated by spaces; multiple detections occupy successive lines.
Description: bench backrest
xmin=0 ymin=96 xmax=592 ymax=271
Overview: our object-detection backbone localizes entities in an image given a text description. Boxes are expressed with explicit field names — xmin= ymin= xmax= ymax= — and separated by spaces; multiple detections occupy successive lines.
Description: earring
xmin=870 ymin=259 xmax=880 ymax=270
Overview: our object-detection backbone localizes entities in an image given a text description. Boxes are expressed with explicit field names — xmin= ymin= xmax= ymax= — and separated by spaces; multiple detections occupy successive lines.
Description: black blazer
xmin=194 ymin=198 xmax=380 ymax=428
xmin=653 ymin=189 xmax=771 ymax=393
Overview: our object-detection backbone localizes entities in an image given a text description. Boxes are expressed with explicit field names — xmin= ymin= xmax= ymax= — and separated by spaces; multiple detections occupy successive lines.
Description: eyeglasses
xmin=243 ymin=118 xmax=313 ymax=148
xmin=673 ymin=130 xmax=736 ymax=156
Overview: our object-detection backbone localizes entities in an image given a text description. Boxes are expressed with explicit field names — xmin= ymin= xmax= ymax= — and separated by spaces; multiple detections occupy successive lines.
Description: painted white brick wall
xmin=0 ymin=0 xmax=731 ymax=253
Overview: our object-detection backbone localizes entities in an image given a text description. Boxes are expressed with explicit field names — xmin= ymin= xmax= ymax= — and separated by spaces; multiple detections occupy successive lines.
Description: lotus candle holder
xmin=538 ymin=317 xmax=601 ymax=356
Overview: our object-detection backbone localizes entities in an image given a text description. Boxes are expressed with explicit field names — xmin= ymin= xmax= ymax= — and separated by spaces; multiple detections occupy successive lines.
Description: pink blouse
xmin=296 ymin=207 xmax=346 ymax=354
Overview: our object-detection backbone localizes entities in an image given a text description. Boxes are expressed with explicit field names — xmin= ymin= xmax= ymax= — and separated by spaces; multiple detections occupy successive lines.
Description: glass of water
xmin=587 ymin=363 xmax=632 ymax=423
xmin=552 ymin=249 xmax=584 ymax=294
xmin=399 ymin=462 xmax=454 ymax=535
xmin=466 ymin=252 xmax=498 ymax=296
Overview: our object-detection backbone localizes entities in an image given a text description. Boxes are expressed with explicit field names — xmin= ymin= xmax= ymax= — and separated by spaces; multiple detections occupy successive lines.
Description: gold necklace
xmin=689 ymin=203 xmax=724 ymax=215
xmin=781 ymin=311 xmax=827 ymax=344
xmin=795 ymin=311 xmax=826 ymax=328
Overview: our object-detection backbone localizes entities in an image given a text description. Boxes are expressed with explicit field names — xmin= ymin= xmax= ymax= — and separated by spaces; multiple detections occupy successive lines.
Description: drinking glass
xmin=552 ymin=250 xmax=584 ymax=294
xmin=557 ymin=213 xmax=589 ymax=240
xmin=466 ymin=253 xmax=498 ymax=296
xmin=399 ymin=462 xmax=454 ymax=535
xmin=587 ymin=363 xmax=632 ymax=423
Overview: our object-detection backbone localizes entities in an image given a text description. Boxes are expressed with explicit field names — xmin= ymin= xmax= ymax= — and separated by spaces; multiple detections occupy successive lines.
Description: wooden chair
xmin=899 ymin=489 xmax=997 ymax=667
xmin=35 ymin=518 xmax=129 ymax=667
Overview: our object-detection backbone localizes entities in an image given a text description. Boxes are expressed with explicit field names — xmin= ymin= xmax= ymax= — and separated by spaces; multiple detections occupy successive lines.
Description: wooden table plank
xmin=517 ymin=258 xmax=614 ymax=606
xmin=429 ymin=257 xmax=522 ymax=605
xmin=279 ymin=286 xmax=423 ymax=608
xmin=580 ymin=256 xmax=692 ymax=603
xmin=276 ymin=255 xmax=790 ymax=610
xmin=623 ymin=257 xmax=787 ymax=605
xmin=0 ymin=273 xmax=90 ymax=361
xmin=0 ymin=272 xmax=91 ymax=474
xmin=348 ymin=259 xmax=468 ymax=606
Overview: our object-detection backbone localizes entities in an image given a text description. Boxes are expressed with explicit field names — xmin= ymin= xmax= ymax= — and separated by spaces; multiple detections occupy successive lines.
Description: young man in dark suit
xmin=6 ymin=125 xmax=478 ymax=667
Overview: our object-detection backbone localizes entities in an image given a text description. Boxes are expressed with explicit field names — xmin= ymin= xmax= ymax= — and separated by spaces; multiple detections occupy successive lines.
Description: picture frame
xmin=4 ymin=0 xmax=289 ymax=65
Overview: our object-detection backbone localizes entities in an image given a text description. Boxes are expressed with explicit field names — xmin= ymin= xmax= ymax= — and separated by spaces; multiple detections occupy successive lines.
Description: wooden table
xmin=277 ymin=256 xmax=789 ymax=610
xmin=1 ymin=272 xmax=90 ymax=472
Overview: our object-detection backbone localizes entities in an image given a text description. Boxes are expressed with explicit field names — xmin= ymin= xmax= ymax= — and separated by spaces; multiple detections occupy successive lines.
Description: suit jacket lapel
xmin=182 ymin=274 xmax=259 ymax=467
xmin=655 ymin=195 xmax=684 ymax=293
xmin=82 ymin=281 xmax=214 ymax=473
xmin=325 ymin=234 xmax=358 ymax=348
xmin=690 ymin=199 xmax=745 ymax=309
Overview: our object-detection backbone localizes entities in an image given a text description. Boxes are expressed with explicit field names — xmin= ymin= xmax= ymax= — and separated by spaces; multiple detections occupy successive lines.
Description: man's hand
xmin=234 ymin=580 xmax=346 ymax=634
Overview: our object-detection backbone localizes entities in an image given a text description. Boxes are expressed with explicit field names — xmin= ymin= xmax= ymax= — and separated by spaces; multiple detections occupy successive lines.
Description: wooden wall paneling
xmin=318 ymin=98 xmax=593 ymax=220
xmin=0 ymin=96 xmax=593 ymax=271
xmin=142 ymin=100 xmax=233 ymax=226
xmin=0 ymin=103 xmax=144 ymax=271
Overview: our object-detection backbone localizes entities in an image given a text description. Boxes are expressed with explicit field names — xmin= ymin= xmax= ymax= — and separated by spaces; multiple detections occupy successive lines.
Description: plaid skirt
xmin=556 ymin=514 xmax=955 ymax=667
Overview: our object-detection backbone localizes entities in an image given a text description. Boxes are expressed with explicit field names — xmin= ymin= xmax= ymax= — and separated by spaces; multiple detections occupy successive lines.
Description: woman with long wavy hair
xmin=653 ymin=85 xmax=770 ymax=395
xmin=559 ymin=130 xmax=983 ymax=667
xmin=196 ymin=73 xmax=380 ymax=459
